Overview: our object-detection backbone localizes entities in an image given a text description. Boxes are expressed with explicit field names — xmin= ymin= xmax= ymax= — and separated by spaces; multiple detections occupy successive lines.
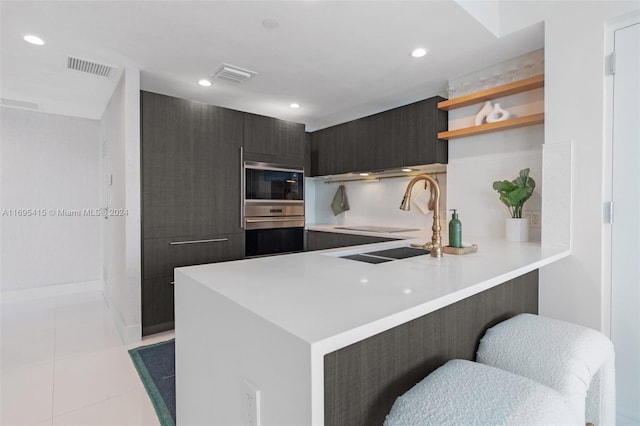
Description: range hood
xmin=316 ymin=163 xmax=447 ymax=184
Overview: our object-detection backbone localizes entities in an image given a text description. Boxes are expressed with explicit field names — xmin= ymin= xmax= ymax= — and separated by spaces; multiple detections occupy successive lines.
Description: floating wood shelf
xmin=438 ymin=74 xmax=545 ymax=111
xmin=437 ymin=113 xmax=545 ymax=140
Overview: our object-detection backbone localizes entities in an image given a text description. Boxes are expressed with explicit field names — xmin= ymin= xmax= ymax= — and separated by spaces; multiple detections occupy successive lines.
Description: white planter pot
xmin=505 ymin=218 xmax=529 ymax=242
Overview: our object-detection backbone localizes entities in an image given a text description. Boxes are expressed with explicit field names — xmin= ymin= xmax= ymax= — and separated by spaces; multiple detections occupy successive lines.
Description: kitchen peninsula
xmin=175 ymin=232 xmax=569 ymax=426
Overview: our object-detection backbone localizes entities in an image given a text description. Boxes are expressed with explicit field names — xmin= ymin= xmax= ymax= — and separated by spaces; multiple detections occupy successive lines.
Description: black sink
xmin=339 ymin=247 xmax=429 ymax=264
xmin=364 ymin=247 xmax=430 ymax=259
xmin=340 ymin=254 xmax=393 ymax=264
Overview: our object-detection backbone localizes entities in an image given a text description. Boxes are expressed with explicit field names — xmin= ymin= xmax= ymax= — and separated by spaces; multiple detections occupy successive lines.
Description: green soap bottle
xmin=448 ymin=209 xmax=462 ymax=248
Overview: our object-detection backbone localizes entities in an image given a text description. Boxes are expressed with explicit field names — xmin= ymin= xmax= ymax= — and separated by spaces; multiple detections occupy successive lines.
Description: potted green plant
xmin=492 ymin=168 xmax=536 ymax=241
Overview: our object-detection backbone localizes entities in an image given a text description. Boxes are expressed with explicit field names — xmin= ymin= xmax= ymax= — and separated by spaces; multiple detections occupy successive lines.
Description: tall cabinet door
xmin=141 ymin=92 xmax=187 ymax=239
xmin=176 ymin=99 xmax=219 ymax=238
xmin=142 ymin=92 xmax=244 ymax=239
xmin=186 ymin=103 xmax=244 ymax=237
xmin=142 ymin=92 xmax=215 ymax=239
xmin=212 ymin=108 xmax=244 ymax=234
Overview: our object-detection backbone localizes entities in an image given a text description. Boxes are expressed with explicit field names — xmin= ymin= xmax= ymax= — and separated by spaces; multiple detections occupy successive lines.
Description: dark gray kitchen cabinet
xmin=143 ymin=234 xmax=244 ymax=280
xmin=306 ymin=231 xmax=396 ymax=251
xmin=243 ymin=112 xmax=306 ymax=167
xmin=304 ymin=132 xmax=312 ymax=177
xmin=142 ymin=92 xmax=244 ymax=239
xmin=141 ymin=91 xmax=245 ymax=335
xmin=141 ymin=277 xmax=175 ymax=336
xmin=309 ymin=96 xmax=447 ymax=176
xmin=402 ymin=97 xmax=448 ymax=167
xmin=311 ymin=120 xmax=361 ymax=175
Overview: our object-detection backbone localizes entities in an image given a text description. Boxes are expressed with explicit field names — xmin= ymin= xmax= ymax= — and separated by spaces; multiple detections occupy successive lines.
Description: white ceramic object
xmin=487 ymin=103 xmax=511 ymax=123
xmin=474 ymin=101 xmax=493 ymax=125
xmin=412 ymin=188 xmax=431 ymax=215
xmin=505 ymin=217 xmax=529 ymax=242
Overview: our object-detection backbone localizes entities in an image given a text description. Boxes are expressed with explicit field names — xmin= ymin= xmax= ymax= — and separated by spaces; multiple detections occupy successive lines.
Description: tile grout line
xmin=47 ymin=292 xmax=143 ymax=423
xmin=49 ymin=387 xmax=144 ymax=421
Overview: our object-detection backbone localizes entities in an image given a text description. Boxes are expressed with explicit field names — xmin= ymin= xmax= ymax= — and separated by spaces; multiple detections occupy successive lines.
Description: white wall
xmin=99 ymin=68 xmax=141 ymax=344
xmin=499 ymin=0 xmax=640 ymax=333
xmin=434 ymin=48 xmax=546 ymax=243
xmin=0 ymin=107 xmax=101 ymax=292
xmin=446 ymin=126 xmax=543 ymax=241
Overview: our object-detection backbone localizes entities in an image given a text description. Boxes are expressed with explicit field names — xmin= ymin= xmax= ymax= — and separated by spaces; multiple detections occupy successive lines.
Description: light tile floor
xmin=1 ymin=291 xmax=174 ymax=426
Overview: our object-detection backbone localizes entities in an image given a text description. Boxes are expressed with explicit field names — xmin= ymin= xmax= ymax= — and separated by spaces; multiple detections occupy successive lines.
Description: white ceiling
xmin=1 ymin=1 xmax=543 ymax=131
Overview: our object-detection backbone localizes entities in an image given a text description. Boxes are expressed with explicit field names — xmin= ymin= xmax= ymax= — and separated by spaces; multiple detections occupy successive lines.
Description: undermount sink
xmin=339 ymin=247 xmax=430 ymax=264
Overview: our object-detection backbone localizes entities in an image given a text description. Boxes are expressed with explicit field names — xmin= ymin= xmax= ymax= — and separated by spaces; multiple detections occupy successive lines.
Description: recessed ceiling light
xmin=402 ymin=168 xmax=413 ymax=172
xmin=411 ymin=48 xmax=428 ymax=58
xmin=359 ymin=172 xmax=370 ymax=177
xmin=198 ymin=79 xmax=212 ymax=87
xmin=24 ymin=35 xmax=44 ymax=45
xmin=290 ymin=103 xmax=300 ymax=108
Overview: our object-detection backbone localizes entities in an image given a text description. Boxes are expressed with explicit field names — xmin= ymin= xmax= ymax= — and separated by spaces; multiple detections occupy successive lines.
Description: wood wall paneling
xmin=323 ymin=270 xmax=539 ymax=426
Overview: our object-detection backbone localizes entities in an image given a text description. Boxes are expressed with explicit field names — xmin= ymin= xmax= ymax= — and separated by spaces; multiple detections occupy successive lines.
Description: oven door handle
xmin=244 ymin=216 xmax=305 ymax=230
xmin=245 ymin=217 xmax=303 ymax=223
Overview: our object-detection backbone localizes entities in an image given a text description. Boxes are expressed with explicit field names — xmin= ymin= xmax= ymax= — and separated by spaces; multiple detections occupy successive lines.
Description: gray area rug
xmin=129 ymin=339 xmax=176 ymax=426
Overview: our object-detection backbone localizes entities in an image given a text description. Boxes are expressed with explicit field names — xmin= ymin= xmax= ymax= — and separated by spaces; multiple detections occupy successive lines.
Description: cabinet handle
xmin=169 ymin=238 xmax=228 ymax=245
xmin=240 ymin=146 xmax=245 ymax=230
xmin=170 ymin=281 xmax=175 ymax=285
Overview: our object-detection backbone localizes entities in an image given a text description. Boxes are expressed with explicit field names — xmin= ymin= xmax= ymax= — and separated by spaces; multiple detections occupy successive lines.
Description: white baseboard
xmin=0 ymin=280 xmax=103 ymax=303
xmin=105 ymin=295 xmax=141 ymax=345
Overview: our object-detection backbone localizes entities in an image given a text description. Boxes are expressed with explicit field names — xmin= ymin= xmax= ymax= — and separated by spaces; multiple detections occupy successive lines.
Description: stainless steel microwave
xmin=243 ymin=161 xmax=304 ymax=202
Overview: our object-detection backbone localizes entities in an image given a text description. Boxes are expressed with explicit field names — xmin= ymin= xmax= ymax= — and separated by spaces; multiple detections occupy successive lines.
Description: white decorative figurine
xmin=486 ymin=103 xmax=511 ymax=123
xmin=474 ymin=101 xmax=493 ymax=126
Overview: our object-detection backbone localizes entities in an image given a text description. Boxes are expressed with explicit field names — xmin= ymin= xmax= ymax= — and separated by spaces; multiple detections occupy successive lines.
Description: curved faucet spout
xmin=399 ymin=174 xmax=442 ymax=257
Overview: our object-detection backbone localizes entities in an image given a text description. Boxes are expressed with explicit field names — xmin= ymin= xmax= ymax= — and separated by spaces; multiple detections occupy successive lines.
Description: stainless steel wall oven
xmin=243 ymin=161 xmax=304 ymax=257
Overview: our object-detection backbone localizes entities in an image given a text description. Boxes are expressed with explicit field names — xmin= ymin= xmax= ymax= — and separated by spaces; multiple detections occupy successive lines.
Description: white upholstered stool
xmin=384 ymin=359 xmax=579 ymax=426
xmin=477 ymin=314 xmax=616 ymax=426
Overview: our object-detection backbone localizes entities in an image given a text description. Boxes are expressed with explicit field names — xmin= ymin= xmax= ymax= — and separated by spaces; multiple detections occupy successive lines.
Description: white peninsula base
xmin=175 ymin=237 xmax=569 ymax=425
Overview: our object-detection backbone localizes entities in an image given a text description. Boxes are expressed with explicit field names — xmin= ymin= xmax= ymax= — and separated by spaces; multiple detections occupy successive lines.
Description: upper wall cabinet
xmin=309 ymin=96 xmax=448 ymax=177
xmin=243 ymin=113 xmax=306 ymax=167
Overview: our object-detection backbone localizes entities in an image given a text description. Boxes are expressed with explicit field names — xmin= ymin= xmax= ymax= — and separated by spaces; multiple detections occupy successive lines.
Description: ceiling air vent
xmin=67 ymin=56 xmax=114 ymax=78
xmin=1 ymin=98 xmax=40 ymax=111
xmin=213 ymin=63 xmax=257 ymax=83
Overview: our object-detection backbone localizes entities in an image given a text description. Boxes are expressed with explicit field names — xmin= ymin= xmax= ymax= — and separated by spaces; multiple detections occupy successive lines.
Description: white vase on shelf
xmin=474 ymin=101 xmax=493 ymax=126
xmin=486 ymin=103 xmax=511 ymax=123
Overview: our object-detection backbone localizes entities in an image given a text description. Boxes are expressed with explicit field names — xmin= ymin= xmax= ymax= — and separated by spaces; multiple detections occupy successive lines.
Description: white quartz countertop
xmin=176 ymin=236 xmax=570 ymax=354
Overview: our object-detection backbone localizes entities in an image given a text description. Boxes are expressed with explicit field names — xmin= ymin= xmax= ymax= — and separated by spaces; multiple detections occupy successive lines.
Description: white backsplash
xmin=306 ymin=173 xmax=448 ymax=232
xmin=446 ymin=126 xmax=543 ymax=242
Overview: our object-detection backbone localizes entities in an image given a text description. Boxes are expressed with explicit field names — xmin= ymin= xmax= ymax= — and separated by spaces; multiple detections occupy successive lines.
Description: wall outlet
xmin=531 ymin=211 xmax=541 ymax=227
xmin=524 ymin=211 xmax=542 ymax=228
xmin=242 ymin=379 xmax=261 ymax=426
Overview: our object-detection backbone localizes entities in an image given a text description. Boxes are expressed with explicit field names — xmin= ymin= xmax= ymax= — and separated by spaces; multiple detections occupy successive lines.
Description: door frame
xmin=602 ymin=10 xmax=640 ymax=337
